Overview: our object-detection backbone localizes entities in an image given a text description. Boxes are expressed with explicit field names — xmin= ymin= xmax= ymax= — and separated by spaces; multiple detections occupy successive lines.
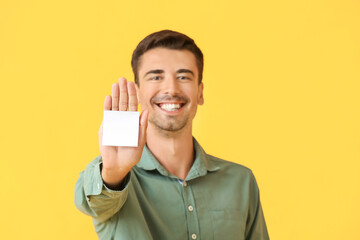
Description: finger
xmin=119 ymin=77 xmax=128 ymax=111
xmin=128 ymin=81 xmax=138 ymax=111
xmin=138 ymin=109 xmax=149 ymax=148
xmin=98 ymin=122 xmax=113 ymax=159
xmin=101 ymin=95 xmax=111 ymax=146
xmin=98 ymin=122 xmax=103 ymax=146
xmin=112 ymin=83 xmax=119 ymax=111
xmin=104 ymin=95 xmax=112 ymax=110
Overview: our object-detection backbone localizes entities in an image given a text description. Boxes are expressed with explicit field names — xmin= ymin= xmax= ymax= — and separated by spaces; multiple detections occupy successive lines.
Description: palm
xmin=99 ymin=132 xmax=144 ymax=169
xmin=99 ymin=77 xmax=148 ymax=187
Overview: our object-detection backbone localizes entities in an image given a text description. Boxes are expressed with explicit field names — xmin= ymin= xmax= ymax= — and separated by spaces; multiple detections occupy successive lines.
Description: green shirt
xmin=75 ymin=139 xmax=269 ymax=240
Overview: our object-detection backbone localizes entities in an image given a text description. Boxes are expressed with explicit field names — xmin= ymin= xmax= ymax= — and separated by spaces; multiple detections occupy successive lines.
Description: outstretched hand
xmin=99 ymin=77 xmax=149 ymax=188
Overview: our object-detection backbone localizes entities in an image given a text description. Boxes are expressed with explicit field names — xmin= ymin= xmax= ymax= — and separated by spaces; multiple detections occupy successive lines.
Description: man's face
xmin=136 ymin=47 xmax=204 ymax=134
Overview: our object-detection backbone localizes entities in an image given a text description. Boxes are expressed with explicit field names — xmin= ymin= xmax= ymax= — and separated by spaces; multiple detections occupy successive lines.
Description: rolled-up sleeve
xmin=74 ymin=156 xmax=131 ymax=223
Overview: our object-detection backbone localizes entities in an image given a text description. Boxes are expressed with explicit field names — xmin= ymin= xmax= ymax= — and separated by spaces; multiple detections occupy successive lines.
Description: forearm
xmin=74 ymin=156 xmax=130 ymax=222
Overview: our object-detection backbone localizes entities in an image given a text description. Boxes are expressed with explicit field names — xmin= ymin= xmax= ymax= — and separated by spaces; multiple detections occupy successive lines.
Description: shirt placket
xmin=181 ymin=180 xmax=200 ymax=240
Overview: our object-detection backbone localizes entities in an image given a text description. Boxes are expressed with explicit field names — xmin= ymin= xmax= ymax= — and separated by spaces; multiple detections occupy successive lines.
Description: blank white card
xmin=102 ymin=110 xmax=139 ymax=147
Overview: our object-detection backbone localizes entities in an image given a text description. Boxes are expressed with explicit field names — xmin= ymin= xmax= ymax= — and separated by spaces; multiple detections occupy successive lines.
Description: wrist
xmin=101 ymin=163 xmax=131 ymax=188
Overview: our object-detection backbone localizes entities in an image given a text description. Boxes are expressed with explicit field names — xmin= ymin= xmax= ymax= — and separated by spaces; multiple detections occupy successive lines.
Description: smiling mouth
xmin=156 ymin=103 xmax=186 ymax=112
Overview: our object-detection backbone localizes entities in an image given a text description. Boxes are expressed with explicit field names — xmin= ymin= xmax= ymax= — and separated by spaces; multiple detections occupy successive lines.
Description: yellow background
xmin=1 ymin=0 xmax=359 ymax=239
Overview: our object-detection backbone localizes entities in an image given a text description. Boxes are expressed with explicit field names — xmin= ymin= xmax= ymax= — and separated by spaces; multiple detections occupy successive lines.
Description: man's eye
xmin=178 ymin=76 xmax=189 ymax=80
xmin=151 ymin=76 xmax=161 ymax=80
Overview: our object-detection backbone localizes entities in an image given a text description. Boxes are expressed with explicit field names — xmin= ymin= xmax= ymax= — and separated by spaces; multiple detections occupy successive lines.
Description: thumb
xmin=98 ymin=122 xmax=104 ymax=146
xmin=138 ymin=109 xmax=149 ymax=148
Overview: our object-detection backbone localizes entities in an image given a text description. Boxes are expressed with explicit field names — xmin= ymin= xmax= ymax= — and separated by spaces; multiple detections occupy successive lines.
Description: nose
xmin=163 ymin=75 xmax=180 ymax=95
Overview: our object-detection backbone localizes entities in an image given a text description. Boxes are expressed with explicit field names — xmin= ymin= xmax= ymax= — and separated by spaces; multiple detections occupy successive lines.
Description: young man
xmin=75 ymin=30 xmax=269 ymax=240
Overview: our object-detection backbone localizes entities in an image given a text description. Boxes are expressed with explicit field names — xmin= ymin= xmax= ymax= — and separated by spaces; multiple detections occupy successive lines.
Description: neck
xmin=146 ymin=123 xmax=194 ymax=180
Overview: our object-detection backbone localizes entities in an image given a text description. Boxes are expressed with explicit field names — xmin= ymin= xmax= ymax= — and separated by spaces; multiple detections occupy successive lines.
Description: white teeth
xmin=160 ymin=103 xmax=181 ymax=111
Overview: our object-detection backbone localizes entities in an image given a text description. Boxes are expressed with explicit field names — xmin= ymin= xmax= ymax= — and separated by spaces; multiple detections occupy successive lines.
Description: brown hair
xmin=131 ymin=30 xmax=204 ymax=86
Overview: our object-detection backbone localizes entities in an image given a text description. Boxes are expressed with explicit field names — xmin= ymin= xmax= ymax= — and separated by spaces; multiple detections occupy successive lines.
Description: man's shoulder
xmin=204 ymin=153 xmax=259 ymax=192
xmin=205 ymin=153 xmax=254 ymax=176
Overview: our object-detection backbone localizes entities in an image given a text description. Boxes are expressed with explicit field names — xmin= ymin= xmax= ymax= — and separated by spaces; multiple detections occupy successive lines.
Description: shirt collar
xmin=136 ymin=138 xmax=220 ymax=180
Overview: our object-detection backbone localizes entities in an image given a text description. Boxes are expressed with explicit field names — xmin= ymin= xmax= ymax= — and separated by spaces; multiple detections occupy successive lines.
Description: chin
xmin=149 ymin=117 xmax=189 ymax=133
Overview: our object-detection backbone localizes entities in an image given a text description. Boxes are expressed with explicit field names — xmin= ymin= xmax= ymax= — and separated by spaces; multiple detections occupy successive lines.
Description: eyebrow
xmin=176 ymin=69 xmax=194 ymax=76
xmin=144 ymin=69 xmax=164 ymax=78
xmin=143 ymin=68 xmax=194 ymax=78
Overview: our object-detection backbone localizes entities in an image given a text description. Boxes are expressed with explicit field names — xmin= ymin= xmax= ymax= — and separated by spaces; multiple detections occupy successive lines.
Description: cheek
xmin=138 ymin=91 xmax=154 ymax=108
xmin=186 ymin=88 xmax=200 ymax=102
xmin=139 ymin=96 xmax=149 ymax=107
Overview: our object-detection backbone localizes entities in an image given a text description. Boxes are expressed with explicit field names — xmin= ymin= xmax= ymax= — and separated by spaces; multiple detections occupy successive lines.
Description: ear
xmin=198 ymin=82 xmax=204 ymax=105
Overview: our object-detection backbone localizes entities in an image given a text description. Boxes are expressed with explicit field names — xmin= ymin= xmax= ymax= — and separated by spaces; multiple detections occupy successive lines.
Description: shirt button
xmin=191 ymin=233 xmax=197 ymax=239
xmin=183 ymin=181 xmax=187 ymax=187
xmin=188 ymin=205 xmax=194 ymax=212
xmin=97 ymin=183 xmax=100 ymax=189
